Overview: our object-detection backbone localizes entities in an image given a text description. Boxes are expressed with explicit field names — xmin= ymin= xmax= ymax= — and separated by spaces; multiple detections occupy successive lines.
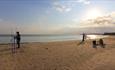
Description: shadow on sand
xmin=0 ymin=48 xmax=11 ymax=52
xmin=78 ymin=41 xmax=85 ymax=46
xmin=0 ymin=45 xmax=25 ymax=56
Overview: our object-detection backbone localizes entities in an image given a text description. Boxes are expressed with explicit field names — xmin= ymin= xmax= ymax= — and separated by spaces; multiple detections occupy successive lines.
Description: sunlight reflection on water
xmin=87 ymin=35 xmax=108 ymax=39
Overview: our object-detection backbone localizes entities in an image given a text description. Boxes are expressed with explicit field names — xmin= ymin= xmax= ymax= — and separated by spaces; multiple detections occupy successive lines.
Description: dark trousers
xmin=17 ymin=40 xmax=20 ymax=48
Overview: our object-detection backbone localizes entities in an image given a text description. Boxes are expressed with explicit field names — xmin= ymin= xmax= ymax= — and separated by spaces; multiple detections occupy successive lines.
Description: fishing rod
xmin=10 ymin=28 xmax=16 ymax=53
xmin=10 ymin=28 xmax=14 ymax=53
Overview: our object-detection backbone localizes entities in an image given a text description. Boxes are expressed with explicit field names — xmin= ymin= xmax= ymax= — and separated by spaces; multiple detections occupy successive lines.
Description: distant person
xmin=99 ymin=39 xmax=105 ymax=48
xmin=82 ymin=33 xmax=86 ymax=42
xmin=92 ymin=40 xmax=97 ymax=48
xmin=15 ymin=32 xmax=21 ymax=48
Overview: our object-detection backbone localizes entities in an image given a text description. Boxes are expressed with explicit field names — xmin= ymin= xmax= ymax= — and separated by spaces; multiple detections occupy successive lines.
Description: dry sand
xmin=0 ymin=37 xmax=115 ymax=70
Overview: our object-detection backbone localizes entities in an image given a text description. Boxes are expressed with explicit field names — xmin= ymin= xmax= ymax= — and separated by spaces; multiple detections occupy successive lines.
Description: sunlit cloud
xmin=62 ymin=12 xmax=115 ymax=34
xmin=84 ymin=8 xmax=103 ymax=20
xmin=78 ymin=12 xmax=115 ymax=28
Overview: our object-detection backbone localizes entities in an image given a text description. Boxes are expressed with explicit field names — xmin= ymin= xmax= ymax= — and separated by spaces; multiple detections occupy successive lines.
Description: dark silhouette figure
xmin=99 ymin=39 xmax=105 ymax=48
xmin=78 ymin=33 xmax=86 ymax=45
xmin=82 ymin=33 xmax=86 ymax=42
xmin=92 ymin=40 xmax=97 ymax=48
xmin=15 ymin=32 xmax=21 ymax=48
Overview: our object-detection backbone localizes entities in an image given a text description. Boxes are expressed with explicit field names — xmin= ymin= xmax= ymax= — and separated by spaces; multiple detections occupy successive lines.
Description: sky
xmin=0 ymin=0 xmax=115 ymax=34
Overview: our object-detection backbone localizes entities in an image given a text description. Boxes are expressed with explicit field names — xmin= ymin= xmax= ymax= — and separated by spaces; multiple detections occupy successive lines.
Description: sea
xmin=0 ymin=34 xmax=108 ymax=44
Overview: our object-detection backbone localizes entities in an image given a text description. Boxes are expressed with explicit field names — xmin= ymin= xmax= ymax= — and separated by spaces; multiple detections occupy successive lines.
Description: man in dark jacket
xmin=15 ymin=32 xmax=21 ymax=48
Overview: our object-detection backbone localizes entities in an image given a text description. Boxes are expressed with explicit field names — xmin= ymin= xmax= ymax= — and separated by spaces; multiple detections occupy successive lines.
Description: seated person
xmin=92 ymin=40 xmax=97 ymax=48
xmin=99 ymin=39 xmax=105 ymax=48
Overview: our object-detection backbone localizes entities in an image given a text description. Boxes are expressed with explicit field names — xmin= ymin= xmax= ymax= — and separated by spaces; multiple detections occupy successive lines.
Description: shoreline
xmin=0 ymin=36 xmax=112 ymax=45
xmin=0 ymin=39 xmax=82 ymax=45
xmin=0 ymin=35 xmax=113 ymax=45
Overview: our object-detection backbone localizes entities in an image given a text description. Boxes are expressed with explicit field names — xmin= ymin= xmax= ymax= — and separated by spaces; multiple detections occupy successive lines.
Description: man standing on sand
xmin=15 ymin=31 xmax=21 ymax=48
xmin=82 ymin=33 xmax=86 ymax=42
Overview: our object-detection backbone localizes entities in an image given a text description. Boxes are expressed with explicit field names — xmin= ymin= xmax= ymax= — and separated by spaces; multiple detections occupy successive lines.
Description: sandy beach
xmin=0 ymin=37 xmax=115 ymax=70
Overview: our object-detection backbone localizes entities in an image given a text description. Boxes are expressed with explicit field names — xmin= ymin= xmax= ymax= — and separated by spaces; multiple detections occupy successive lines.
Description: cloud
xmin=55 ymin=6 xmax=71 ymax=13
xmin=52 ymin=0 xmax=91 ymax=13
xmin=77 ymin=0 xmax=90 ymax=4
xmin=53 ymin=1 xmax=72 ymax=13
xmin=60 ymin=12 xmax=115 ymax=34
xmin=78 ymin=12 xmax=115 ymax=28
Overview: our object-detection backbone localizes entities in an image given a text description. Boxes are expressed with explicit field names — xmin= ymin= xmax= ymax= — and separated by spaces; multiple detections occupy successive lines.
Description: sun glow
xmin=85 ymin=8 xmax=103 ymax=20
xmin=87 ymin=35 xmax=97 ymax=39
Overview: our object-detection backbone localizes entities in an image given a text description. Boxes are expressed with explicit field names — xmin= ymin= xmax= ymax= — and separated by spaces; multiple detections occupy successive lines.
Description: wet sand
xmin=0 ymin=37 xmax=115 ymax=70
